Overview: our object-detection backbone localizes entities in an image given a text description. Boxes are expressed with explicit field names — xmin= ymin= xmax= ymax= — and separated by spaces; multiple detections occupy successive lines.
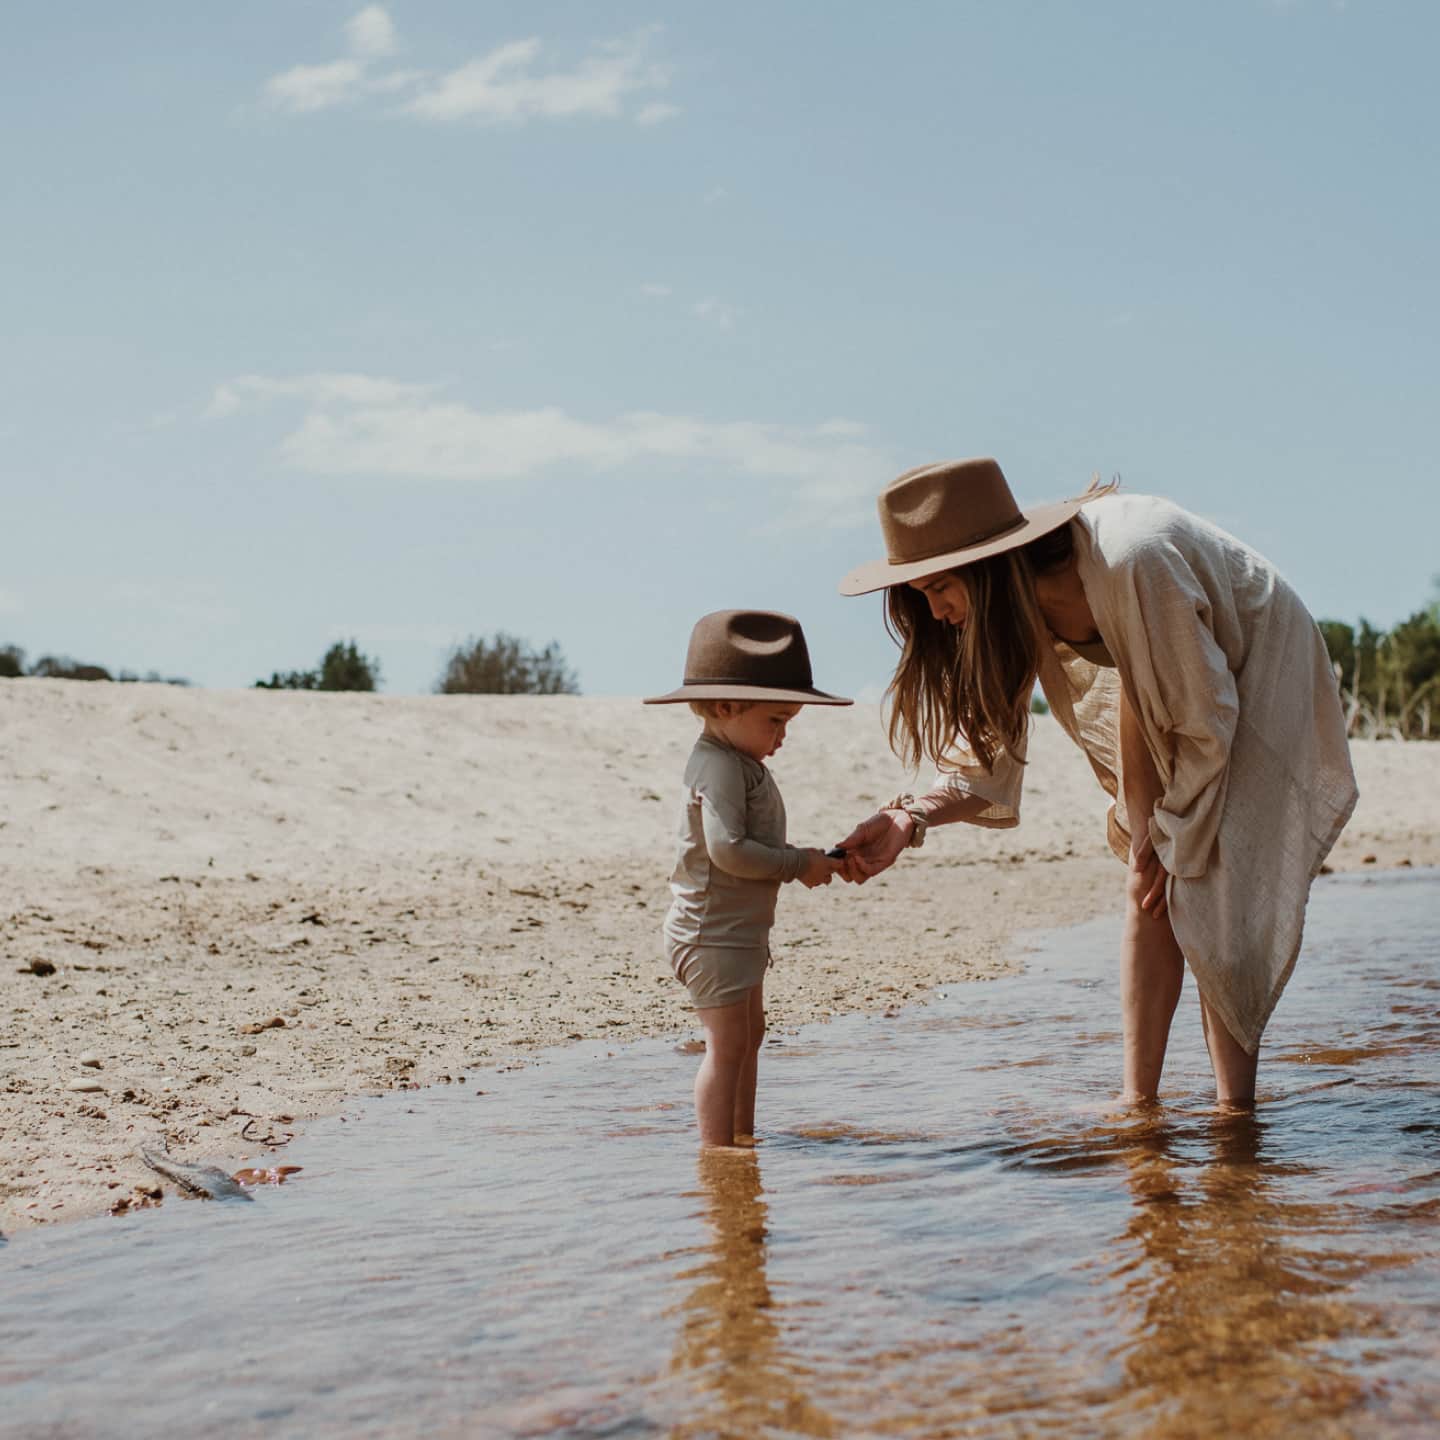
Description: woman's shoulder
xmin=1080 ymin=492 xmax=1187 ymax=563
xmin=1080 ymin=492 xmax=1237 ymax=577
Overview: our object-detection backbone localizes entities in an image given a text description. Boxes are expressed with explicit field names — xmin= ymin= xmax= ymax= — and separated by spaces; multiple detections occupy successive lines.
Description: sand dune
xmin=3 ymin=680 xmax=1434 ymax=1231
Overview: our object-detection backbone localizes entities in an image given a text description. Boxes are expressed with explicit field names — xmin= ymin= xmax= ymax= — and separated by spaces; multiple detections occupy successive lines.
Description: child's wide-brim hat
xmin=644 ymin=610 xmax=852 ymax=706
xmin=838 ymin=457 xmax=1116 ymax=596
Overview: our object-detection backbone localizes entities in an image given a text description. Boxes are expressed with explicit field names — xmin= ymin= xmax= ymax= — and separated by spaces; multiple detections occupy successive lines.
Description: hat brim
xmin=643 ymin=683 xmax=852 ymax=706
xmin=838 ymin=494 xmax=1094 ymax=597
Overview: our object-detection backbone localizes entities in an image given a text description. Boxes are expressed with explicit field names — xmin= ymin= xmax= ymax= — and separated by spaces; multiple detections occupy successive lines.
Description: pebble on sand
xmin=238 ymin=1017 xmax=287 ymax=1035
xmin=66 ymin=1078 xmax=104 ymax=1094
xmin=79 ymin=1053 xmax=102 ymax=1068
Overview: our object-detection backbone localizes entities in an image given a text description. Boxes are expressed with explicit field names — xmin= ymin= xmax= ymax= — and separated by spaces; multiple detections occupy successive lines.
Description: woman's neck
xmin=1033 ymin=560 xmax=1099 ymax=645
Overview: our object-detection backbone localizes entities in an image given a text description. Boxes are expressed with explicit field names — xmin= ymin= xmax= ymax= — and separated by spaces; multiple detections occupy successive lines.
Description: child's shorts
xmin=666 ymin=942 xmax=769 ymax=1010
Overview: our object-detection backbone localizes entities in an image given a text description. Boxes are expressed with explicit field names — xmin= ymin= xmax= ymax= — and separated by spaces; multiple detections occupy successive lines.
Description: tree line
xmin=1318 ymin=580 xmax=1440 ymax=740
xmin=255 ymin=633 xmax=579 ymax=694
xmin=0 ymin=633 xmax=579 ymax=696
xmin=0 ymin=645 xmax=189 ymax=686
xmin=11 ymin=594 xmax=1438 ymax=731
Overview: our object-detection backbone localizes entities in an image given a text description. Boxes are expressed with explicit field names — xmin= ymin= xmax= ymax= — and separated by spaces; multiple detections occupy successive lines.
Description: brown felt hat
xmin=838 ymin=458 xmax=1114 ymax=596
xmin=644 ymin=609 xmax=852 ymax=706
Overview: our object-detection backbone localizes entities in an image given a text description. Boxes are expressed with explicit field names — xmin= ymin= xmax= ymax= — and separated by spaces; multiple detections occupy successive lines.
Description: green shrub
xmin=256 ymin=639 xmax=381 ymax=692
xmin=28 ymin=655 xmax=113 ymax=681
xmin=436 ymin=632 xmax=579 ymax=695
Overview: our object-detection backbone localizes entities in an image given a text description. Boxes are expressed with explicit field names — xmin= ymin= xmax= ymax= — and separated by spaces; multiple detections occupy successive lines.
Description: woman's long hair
xmin=885 ymin=523 xmax=1074 ymax=773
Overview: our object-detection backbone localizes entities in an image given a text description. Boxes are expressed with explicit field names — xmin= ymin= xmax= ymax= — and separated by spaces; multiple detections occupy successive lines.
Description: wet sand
xmin=3 ymin=681 xmax=1435 ymax=1233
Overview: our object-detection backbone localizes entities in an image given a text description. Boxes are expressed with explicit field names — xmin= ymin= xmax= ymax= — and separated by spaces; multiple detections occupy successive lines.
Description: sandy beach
xmin=3 ymin=680 xmax=1435 ymax=1233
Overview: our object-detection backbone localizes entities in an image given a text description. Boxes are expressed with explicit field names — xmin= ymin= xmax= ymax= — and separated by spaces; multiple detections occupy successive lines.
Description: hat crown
xmin=878 ymin=457 xmax=1025 ymax=567
xmin=684 ymin=610 xmax=814 ymax=690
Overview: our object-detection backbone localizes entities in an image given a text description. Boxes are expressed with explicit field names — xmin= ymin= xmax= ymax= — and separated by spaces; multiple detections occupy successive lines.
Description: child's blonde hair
xmin=688 ymin=698 xmax=755 ymax=721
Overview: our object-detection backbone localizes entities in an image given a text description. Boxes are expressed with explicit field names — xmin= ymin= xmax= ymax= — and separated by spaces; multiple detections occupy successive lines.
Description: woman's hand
xmin=1130 ymin=827 xmax=1169 ymax=918
xmin=832 ymin=810 xmax=913 ymax=884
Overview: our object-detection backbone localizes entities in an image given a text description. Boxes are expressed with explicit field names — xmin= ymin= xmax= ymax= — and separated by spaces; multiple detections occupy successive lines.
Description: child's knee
xmin=704 ymin=1029 xmax=750 ymax=1067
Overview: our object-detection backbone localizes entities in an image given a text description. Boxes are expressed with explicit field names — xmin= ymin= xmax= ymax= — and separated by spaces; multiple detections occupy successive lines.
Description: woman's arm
xmin=1119 ymin=683 xmax=1169 ymax=917
xmin=1107 ymin=544 xmax=1239 ymax=880
xmin=834 ymin=787 xmax=996 ymax=884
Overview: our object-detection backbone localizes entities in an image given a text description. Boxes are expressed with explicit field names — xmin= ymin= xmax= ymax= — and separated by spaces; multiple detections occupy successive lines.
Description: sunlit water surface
xmin=3 ymin=871 xmax=1437 ymax=1438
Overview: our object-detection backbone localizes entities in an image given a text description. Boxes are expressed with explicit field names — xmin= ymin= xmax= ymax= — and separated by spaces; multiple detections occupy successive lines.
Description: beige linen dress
xmin=924 ymin=492 xmax=1358 ymax=1053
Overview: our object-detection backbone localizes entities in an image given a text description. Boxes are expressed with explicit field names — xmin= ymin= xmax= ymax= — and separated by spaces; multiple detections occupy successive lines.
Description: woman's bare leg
xmin=732 ymin=982 xmax=765 ymax=1140
xmin=1200 ymin=996 xmax=1258 ymax=1107
xmin=1118 ymin=686 xmax=1184 ymax=1102
xmin=695 ymin=997 xmax=753 ymax=1147
xmin=1121 ymin=872 xmax=1185 ymax=1101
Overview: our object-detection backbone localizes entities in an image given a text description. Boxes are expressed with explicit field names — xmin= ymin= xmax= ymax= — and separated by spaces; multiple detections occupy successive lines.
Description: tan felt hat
xmin=644 ymin=609 xmax=852 ymax=706
xmin=838 ymin=457 xmax=1115 ymax=596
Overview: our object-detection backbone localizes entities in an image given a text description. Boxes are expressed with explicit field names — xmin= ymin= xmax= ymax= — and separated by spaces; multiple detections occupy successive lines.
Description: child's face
xmin=714 ymin=701 xmax=803 ymax=761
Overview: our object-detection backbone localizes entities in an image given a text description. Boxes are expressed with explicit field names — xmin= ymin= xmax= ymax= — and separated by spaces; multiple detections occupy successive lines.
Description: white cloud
xmin=266 ymin=57 xmax=368 ymax=114
xmin=405 ymin=28 xmax=671 ymax=125
xmin=635 ymin=101 xmax=680 ymax=126
xmin=345 ymin=5 xmax=397 ymax=59
xmin=693 ymin=297 xmax=738 ymax=330
xmin=261 ymin=5 xmax=416 ymax=115
xmin=205 ymin=372 xmax=440 ymax=419
xmin=369 ymin=68 xmax=426 ymax=95
xmin=262 ymin=14 xmax=674 ymax=128
xmin=208 ymin=372 xmax=891 ymax=526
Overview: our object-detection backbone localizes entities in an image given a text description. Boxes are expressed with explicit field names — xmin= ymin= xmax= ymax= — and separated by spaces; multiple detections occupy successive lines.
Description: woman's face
xmin=908 ymin=571 xmax=969 ymax=628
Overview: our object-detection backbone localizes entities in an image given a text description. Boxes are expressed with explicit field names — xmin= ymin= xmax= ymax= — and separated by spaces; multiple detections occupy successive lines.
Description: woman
xmin=835 ymin=458 xmax=1357 ymax=1106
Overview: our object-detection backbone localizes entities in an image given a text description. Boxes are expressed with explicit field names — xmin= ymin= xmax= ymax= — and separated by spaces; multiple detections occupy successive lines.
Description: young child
xmin=645 ymin=609 xmax=852 ymax=1147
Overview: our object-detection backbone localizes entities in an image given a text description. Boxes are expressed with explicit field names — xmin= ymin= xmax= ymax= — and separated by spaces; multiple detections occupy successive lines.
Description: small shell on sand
xmin=66 ymin=1078 xmax=104 ymax=1093
xmin=79 ymin=1053 xmax=102 ymax=1068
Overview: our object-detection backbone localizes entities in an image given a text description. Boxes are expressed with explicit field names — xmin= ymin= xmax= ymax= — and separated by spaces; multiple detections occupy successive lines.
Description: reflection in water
xmin=669 ymin=1149 xmax=836 ymax=1438
xmin=1 ymin=874 xmax=1437 ymax=1437
xmin=1105 ymin=1111 xmax=1396 ymax=1434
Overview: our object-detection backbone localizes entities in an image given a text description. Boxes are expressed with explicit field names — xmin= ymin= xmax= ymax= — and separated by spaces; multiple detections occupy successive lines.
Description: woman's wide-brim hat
xmin=838 ymin=457 xmax=1115 ymax=596
xmin=644 ymin=609 xmax=852 ymax=706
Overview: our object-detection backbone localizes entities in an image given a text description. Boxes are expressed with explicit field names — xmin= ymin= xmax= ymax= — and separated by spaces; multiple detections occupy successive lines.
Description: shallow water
xmin=3 ymin=871 xmax=1437 ymax=1438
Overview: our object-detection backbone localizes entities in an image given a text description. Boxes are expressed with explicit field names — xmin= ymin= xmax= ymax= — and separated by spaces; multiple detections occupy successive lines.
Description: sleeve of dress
xmin=1108 ymin=545 xmax=1239 ymax=879
xmin=695 ymin=754 xmax=806 ymax=882
xmin=918 ymin=726 xmax=1028 ymax=829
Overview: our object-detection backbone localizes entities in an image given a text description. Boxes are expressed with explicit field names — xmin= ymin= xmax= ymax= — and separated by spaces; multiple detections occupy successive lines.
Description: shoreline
xmin=3 ymin=684 xmax=1436 ymax=1234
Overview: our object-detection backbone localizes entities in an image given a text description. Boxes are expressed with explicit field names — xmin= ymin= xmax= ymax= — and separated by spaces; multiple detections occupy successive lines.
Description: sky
xmin=3 ymin=1 xmax=1437 ymax=698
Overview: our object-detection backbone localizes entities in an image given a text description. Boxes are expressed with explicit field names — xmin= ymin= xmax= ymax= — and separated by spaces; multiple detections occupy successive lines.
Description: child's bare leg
xmin=732 ymin=982 xmax=765 ymax=1140
xmin=695 ymin=998 xmax=752 ymax=1147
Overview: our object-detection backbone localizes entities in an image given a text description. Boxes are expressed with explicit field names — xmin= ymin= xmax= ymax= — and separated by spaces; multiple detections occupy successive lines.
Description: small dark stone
xmin=26 ymin=959 xmax=56 ymax=977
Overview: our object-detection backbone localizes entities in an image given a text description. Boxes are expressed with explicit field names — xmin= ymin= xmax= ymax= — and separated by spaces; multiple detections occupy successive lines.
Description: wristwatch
xmin=886 ymin=793 xmax=928 ymax=849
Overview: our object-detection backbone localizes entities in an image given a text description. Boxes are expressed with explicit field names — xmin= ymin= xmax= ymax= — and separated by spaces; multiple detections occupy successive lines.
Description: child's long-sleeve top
xmin=663 ymin=734 xmax=807 ymax=953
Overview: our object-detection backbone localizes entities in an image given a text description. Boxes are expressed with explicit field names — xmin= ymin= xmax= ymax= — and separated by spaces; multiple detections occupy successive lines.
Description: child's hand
xmin=797 ymin=849 xmax=840 ymax=888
